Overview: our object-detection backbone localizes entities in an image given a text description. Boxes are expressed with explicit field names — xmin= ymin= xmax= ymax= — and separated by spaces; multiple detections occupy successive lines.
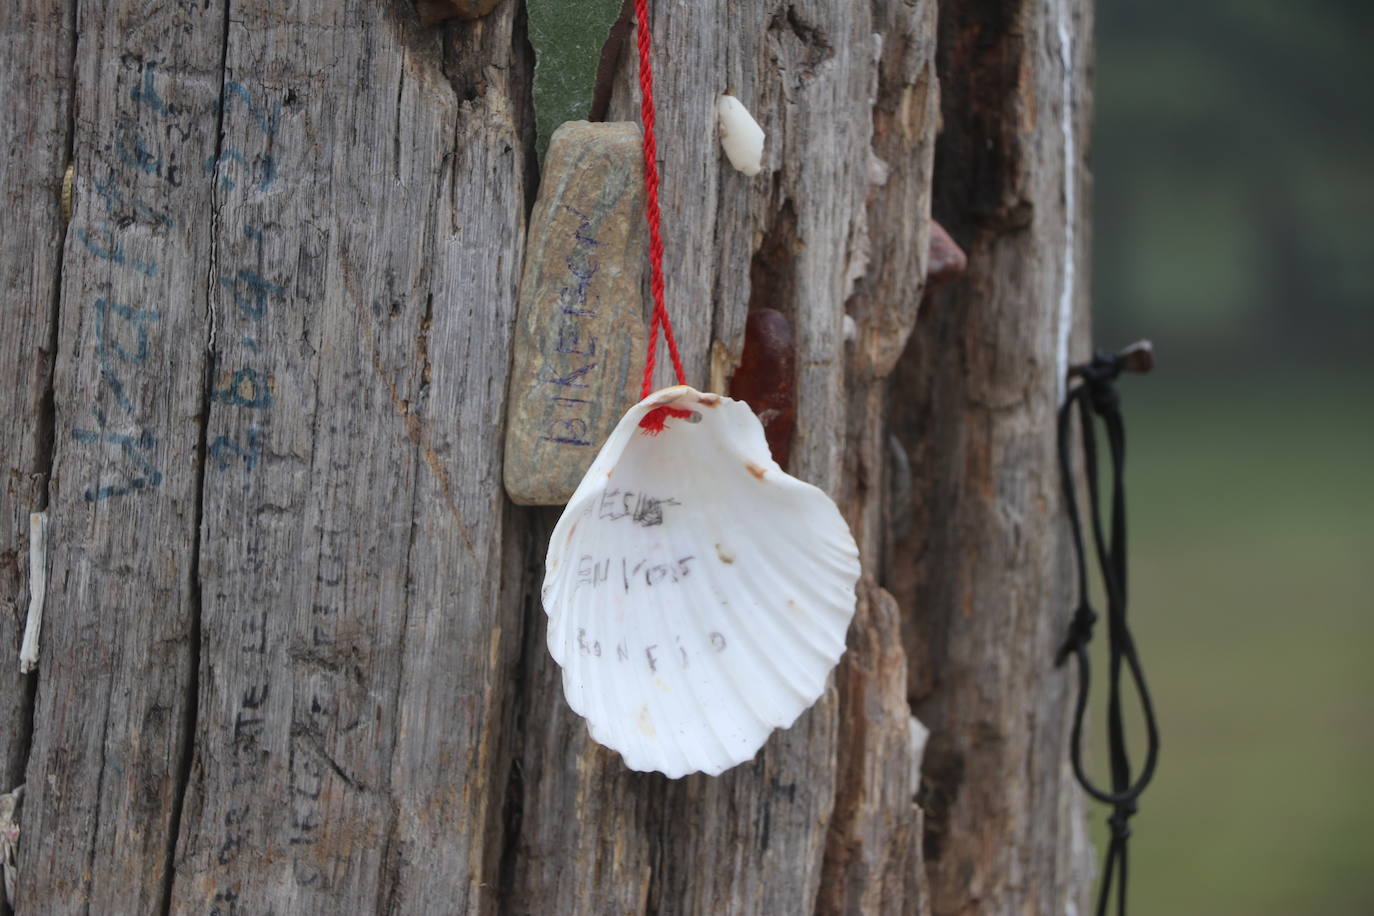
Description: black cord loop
xmin=1056 ymin=341 xmax=1161 ymax=916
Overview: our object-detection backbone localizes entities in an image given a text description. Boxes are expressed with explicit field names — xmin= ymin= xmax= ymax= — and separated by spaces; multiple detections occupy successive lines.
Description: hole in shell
xmin=685 ymin=411 xmax=703 ymax=424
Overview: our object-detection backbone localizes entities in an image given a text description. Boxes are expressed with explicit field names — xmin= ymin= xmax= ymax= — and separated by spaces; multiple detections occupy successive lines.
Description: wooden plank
xmin=371 ymin=13 xmax=530 ymax=907
xmin=503 ymin=120 xmax=646 ymax=506
xmin=168 ymin=4 xmax=528 ymax=911
xmin=0 ymin=0 xmax=72 ymax=789
xmin=818 ymin=584 xmax=927 ymax=916
xmin=15 ymin=3 xmax=226 ymax=910
xmin=815 ymin=2 xmax=940 ymax=911
xmin=889 ymin=0 xmax=1097 ymax=911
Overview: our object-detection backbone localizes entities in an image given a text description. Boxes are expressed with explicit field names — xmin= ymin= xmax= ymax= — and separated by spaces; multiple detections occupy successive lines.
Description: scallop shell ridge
xmin=543 ymin=386 xmax=860 ymax=778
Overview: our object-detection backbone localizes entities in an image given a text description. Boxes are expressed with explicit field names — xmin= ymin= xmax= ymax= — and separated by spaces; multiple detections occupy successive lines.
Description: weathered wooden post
xmin=1 ymin=0 xmax=1094 ymax=912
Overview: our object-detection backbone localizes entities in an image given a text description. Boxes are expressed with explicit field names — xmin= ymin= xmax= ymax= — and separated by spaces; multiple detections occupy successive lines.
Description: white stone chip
xmin=717 ymin=95 xmax=765 ymax=176
xmin=19 ymin=512 xmax=47 ymax=673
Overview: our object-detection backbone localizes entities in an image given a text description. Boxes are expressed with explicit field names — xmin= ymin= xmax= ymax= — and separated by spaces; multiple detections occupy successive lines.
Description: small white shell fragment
xmin=843 ymin=314 xmax=857 ymax=342
xmin=716 ymin=95 xmax=765 ymax=176
xmin=543 ymin=386 xmax=860 ymax=778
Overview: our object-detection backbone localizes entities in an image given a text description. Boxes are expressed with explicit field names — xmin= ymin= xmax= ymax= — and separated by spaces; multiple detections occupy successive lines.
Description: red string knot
xmin=638 ymin=405 xmax=694 ymax=435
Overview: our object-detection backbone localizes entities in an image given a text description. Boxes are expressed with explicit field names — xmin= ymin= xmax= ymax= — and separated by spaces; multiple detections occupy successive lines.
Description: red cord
xmin=637 ymin=404 xmax=693 ymax=436
xmin=634 ymin=0 xmax=686 ymax=401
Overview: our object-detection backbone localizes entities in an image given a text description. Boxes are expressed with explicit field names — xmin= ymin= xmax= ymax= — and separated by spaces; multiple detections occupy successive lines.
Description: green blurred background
xmin=1090 ymin=0 xmax=1373 ymax=912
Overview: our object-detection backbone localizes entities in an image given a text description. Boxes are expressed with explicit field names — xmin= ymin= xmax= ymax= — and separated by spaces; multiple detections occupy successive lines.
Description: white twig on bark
xmin=19 ymin=512 xmax=47 ymax=673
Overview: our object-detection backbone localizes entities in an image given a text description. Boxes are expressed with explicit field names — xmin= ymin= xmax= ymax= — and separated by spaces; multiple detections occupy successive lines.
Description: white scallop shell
xmin=543 ymin=386 xmax=860 ymax=778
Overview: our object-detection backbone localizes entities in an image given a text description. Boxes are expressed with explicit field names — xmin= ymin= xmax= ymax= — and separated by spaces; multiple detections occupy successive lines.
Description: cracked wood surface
xmin=0 ymin=1 xmax=73 ymax=792
xmin=891 ymin=0 xmax=1097 ymax=912
xmin=15 ymin=2 xmax=227 ymax=910
xmin=167 ymin=5 xmax=530 ymax=913
xmin=1 ymin=1 xmax=1093 ymax=913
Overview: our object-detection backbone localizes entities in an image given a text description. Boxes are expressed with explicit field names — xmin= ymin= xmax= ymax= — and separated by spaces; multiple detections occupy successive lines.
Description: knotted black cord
xmin=1055 ymin=341 xmax=1161 ymax=916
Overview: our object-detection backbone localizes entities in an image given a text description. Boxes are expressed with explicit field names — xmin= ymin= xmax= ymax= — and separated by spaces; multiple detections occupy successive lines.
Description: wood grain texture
xmin=0 ymin=0 xmax=72 ymax=791
xmin=504 ymin=121 xmax=646 ymax=506
xmin=15 ymin=2 xmax=226 ymax=910
xmin=890 ymin=0 xmax=1097 ymax=912
xmin=167 ymin=4 xmax=528 ymax=913
xmin=820 ymin=3 xmax=939 ymax=912
xmin=819 ymin=583 xmax=928 ymax=916
xmin=0 ymin=0 xmax=1096 ymax=911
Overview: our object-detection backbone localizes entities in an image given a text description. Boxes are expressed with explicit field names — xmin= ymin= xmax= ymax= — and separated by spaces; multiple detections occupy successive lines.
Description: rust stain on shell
xmin=637 ymin=705 xmax=656 ymax=738
xmin=745 ymin=463 xmax=767 ymax=480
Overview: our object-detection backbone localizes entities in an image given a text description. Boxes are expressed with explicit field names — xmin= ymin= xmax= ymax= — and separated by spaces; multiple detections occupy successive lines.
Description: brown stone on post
xmin=728 ymin=308 xmax=797 ymax=470
xmin=925 ymin=219 xmax=967 ymax=291
xmin=504 ymin=121 xmax=647 ymax=505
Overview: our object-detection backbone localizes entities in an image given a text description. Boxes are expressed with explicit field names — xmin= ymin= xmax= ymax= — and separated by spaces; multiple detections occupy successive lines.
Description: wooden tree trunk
xmin=0 ymin=1 xmax=1093 ymax=913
